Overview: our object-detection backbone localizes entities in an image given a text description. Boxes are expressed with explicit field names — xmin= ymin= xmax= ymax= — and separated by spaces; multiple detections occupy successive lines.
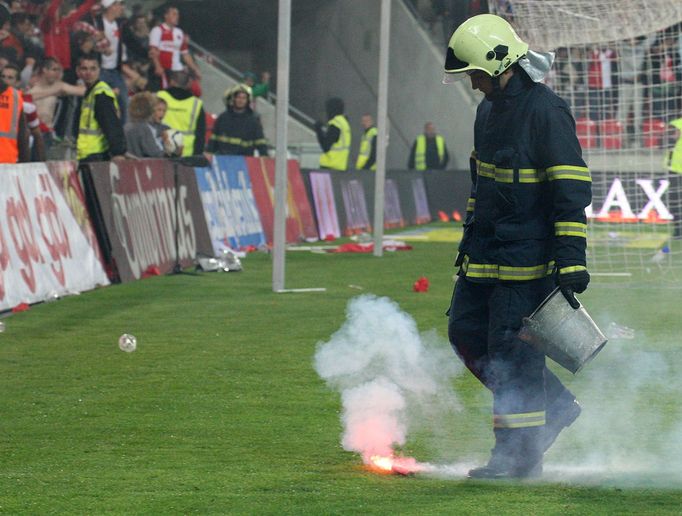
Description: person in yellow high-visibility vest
xmin=315 ymin=97 xmax=351 ymax=171
xmin=157 ymin=70 xmax=206 ymax=157
xmin=408 ymin=121 xmax=449 ymax=170
xmin=355 ymin=114 xmax=377 ymax=170
xmin=76 ymin=56 xmax=126 ymax=162
xmin=667 ymin=118 xmax=682 ymax=237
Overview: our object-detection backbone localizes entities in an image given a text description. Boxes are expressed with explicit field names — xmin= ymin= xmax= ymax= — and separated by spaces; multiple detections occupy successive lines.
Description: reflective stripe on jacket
xmin=456 ymin=72 xmax=591 ymax=282
xmin=0 ymin=87 xmax=22 ymax=163
xmin=157 ymin=90 xmax=203 ymax=157
xmin=77 ymin=81 xmax=119 ymax=160
xmin=319 ymin=114 xmax=351 ymax=170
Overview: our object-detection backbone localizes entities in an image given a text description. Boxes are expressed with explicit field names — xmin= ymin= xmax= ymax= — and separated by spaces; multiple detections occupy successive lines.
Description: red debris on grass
xmin=413 ymin=276 xmax=429 ymax=292
xmin=141 ymin=265 xmax=161 ymax=278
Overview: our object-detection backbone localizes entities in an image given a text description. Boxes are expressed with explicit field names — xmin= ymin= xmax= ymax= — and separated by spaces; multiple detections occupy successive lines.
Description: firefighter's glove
xmin=557 ymin=270 xmax=590 ymax=309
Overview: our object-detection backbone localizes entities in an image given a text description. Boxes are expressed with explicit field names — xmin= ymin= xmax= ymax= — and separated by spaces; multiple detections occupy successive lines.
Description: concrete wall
xmin=289 ymin=0 xmax=477 ymax=169
xmin=180 ymin=0 xmax=478 ymax=170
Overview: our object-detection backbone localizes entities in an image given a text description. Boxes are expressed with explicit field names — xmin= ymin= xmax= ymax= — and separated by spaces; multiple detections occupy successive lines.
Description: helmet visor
xmin=442 ymin=72 xmax=467 ymax=84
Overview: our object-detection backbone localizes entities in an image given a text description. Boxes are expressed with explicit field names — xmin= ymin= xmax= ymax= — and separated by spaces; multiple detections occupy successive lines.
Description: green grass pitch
xmin=2 ymin=231 xmax=682 ymax=514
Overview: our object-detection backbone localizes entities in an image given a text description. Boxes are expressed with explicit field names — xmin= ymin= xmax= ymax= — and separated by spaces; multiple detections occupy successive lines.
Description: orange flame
xmin=367 ymin=454 xmax=422 ymax=476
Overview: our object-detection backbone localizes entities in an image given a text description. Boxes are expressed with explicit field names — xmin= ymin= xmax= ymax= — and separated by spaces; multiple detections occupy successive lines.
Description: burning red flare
xmin=366 ymin=454 xmax=423 ymax=476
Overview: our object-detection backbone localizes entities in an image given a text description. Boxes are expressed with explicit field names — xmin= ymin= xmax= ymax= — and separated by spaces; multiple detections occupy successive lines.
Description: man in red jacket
xmin=41 ymin=0 xmax=97 ymax=72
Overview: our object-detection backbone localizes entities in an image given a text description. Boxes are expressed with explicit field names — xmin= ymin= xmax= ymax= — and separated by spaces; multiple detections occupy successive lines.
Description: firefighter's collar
xmin=491 ymin=72 xmax=525 ymax=101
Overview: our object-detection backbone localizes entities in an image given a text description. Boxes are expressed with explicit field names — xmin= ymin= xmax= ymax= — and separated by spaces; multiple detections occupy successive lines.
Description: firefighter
xmin=443 ymin=14 xmax=591 ymax=479
xmin=206 ymin=84 xmax=268 ymax=157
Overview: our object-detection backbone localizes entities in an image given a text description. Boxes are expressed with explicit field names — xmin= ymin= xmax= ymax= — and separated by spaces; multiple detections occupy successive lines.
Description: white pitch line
xmin=275 ymin=288 xmax=327 ymax=293
xmin=590 ymin=272 xmax=633 ymax=277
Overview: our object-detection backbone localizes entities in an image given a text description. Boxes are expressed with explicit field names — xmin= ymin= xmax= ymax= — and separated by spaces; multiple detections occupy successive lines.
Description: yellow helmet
xmin=223 ymin=83 xmax=253 ymax=107
xmin=444 ymin=14 xmax=528 ymax=78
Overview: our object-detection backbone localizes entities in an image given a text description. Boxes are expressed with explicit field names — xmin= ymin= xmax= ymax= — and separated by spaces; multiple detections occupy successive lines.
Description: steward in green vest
xmin=667 ymin=118 xmax=682 ymax=237
xmin=408 ymin=122 xmax=449 ymax=170
xmin=76 ymin=56 xmax=126 ymax=162
xmin=315 ymin=97 xmax=351 ymax=171
xmin=355 ymin=114 xmax=377 ymax=170
xmin=157 ymin=70 xmax=206 ymax=157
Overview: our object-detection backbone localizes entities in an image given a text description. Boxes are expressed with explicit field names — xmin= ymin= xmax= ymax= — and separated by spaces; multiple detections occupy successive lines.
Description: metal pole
xmin=373 ymin=0 xmax=391 ymax=257
xmin=272 ymin=0 xmax=291 ymax=291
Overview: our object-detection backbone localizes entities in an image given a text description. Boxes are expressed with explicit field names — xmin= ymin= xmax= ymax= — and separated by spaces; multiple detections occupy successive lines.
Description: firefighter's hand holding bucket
xmin=556 ymin=268 xmax=590 ymax=309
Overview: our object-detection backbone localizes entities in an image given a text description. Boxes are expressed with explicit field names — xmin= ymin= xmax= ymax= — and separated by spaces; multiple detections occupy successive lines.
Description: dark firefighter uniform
xmin=207 ymin=107 xmax=268 ymax=156
xmin=447 ymin=70 xmax=591 ymax=474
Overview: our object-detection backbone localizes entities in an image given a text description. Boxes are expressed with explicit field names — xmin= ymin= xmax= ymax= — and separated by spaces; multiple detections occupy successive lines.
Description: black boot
xmin=467 ymin=455 xmax=542 ymax=479
xmin=542 ymin=393 xmax=581 ymax=453
xmin=468 ymin=427 xmax=543 ymax=480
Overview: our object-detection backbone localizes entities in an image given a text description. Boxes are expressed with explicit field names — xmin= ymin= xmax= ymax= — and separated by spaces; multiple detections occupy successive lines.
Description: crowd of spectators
xmin=548 ymin=24 xmax=682 ymax=148
xmin=0 ymin=0 xmax=275 ymax=163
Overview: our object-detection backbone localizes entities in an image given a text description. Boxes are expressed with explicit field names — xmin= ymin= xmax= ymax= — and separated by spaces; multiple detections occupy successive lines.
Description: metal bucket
xmin=517 ymin=288 xmax=608 ymax=374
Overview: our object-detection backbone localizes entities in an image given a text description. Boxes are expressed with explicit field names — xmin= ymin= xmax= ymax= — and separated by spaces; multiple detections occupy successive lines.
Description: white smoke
xmin=544 ymin=329 xmax=682 ymax=487
xmin=314 ymin=295 xmax=682 ymax=485
xmin=314 ymin=294 xmax=462 ymax=463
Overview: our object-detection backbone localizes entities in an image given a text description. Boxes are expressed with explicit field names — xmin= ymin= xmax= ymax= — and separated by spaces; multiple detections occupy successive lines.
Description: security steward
xmin=206 ymin=84 xmax=268 ymax=157
xmin=408 ymin=121 xmax=449 ymax=170
xmin=157 ymin=70 xmax=206 ymax=157
xmin=76 ymin=55 xmax=126 ymax=162
xmin=315 ymin=97 xmax=351 ymax=171
xmin=666 ymin=117 xmax=682 ymax=237
xmin=0 ymin=72 xmax=29 ymax=163
xmin=355 ymin=114 xmax=377 ymax=170
xmin=444 ymin=14 xmax=591 ymax=479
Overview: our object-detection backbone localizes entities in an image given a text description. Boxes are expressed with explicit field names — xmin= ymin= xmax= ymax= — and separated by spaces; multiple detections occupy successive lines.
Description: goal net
xmin=489 ymin=1 xmax=682 ymax=282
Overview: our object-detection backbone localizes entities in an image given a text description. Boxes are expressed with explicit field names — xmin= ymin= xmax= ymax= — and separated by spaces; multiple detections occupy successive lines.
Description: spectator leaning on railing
xmin=124 ymin=91 xmax=166 ymax=158
xmin=28 ymin=57 xmax=85 ymax=150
